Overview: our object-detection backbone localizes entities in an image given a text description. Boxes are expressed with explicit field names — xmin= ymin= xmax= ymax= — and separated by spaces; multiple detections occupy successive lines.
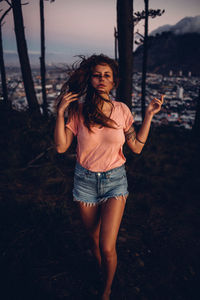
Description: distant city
xmin=1 ymin=67 xmax=199 ymax=130
xmin=132 ymin=70 xmax=199 ymax=130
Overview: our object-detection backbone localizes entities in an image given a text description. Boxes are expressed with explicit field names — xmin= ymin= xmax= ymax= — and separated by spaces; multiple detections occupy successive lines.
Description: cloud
xmin=150 ymin=15 xmax=200 ymax=35
xmin=173 ymin=15 xmax=200 ymax=34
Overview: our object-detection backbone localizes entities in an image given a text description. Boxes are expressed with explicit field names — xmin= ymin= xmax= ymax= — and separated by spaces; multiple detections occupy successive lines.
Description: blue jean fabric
xmin=73 ymin=162 xmax=129 ymax=206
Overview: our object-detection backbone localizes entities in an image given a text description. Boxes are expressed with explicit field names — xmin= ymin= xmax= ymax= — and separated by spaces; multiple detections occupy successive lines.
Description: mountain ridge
xmin=133 ymin=32 xmax=200 ymax=76
xmin=150 ymin=15 xmax=200 ymax=36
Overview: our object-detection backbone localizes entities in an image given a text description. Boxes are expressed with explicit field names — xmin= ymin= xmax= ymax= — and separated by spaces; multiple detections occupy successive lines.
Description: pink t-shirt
xmin=66 ymin=100 xmax=134 ymax=172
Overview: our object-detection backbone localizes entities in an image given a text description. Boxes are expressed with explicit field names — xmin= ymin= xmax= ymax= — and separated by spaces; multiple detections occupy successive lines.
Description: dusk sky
xmin=1 ymin=0 xmax=200 ymax=64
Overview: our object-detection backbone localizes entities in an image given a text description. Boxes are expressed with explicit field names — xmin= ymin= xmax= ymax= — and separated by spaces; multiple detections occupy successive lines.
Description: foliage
xmin=134 ymin=8 xmax=165 ymax=45
xmin=133 ymin=9 xmax=165 ymax=26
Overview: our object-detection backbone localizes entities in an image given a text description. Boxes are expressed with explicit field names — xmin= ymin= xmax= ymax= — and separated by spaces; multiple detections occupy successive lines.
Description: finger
xmin=161 ymin=95 xmax=165 ymax=103
xmin=65 ymin=94 xmax=79 ymax=100
xmin=151 ymin=99 xmax=161 ymax=106
xmin=153 ymin=96 xmax=164 ymax=103
xmin=69 ymin=92 xmax=79 ymax=96
xmin=151 ymin=100 xmax=162 ymax=110
xmin=68 ymin=97 xmax=78 ymax=103
xmin=63 ymin=94 xmax=79 ymax=102
xmin=63 ymin=91 xmax=78 ymax=97
xmin=154 ymin=99 xmax=162 ymax=104
xmin=153 ymin=98 xmax=162 ymax=104
xmin=152 ymin=97 xmax=159 ymax=101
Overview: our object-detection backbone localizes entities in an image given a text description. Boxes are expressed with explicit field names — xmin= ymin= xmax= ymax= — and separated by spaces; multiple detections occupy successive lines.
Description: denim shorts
xmin=73 ymin=162 xmax=129 ymax=206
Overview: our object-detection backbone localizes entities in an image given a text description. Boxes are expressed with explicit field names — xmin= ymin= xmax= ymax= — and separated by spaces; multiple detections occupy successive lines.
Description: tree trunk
xmin=114 ymin=27 xmax=118 ymax=61
xmin=40 ymin=0 xmax=48 ymax=118
xmin=0 ymin=24 xmax=10 ymax=109
xmin=117 ymin=0 xmax=133 ymax=109
xmin=11 ymin=0 xmax=41 ymax=117
xmin=141 ymin=0 xmax=149 ymax=120
xmin=0 ymin=6 xmax=12 ymax=110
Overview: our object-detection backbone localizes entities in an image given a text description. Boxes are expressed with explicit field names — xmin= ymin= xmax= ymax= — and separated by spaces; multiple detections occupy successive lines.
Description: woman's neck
xmin=98 ymin=100 xmax=112 ymax=119
xmin=98 ymin=91 xmax=110 ymax=101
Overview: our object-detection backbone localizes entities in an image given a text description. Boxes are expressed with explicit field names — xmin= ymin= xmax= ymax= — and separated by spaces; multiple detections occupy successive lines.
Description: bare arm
xmin=54 ymin=92 xmax=78 ymax=153
xmin=126 ymin=95 xmax=164 ymax=154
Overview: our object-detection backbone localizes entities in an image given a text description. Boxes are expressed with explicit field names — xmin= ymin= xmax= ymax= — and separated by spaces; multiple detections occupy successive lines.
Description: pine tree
xmin=116 ymin=0 xmax=134 ymax=109
xmin=134 ymin=2 xmax=165 ymax=120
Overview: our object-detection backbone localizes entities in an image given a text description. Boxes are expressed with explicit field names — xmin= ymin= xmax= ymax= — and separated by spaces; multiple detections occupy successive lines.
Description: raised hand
xmin=146 ymin=95 xmax=164 ymax=116
xmin=57 ymin=92 xmax=79 ymax=115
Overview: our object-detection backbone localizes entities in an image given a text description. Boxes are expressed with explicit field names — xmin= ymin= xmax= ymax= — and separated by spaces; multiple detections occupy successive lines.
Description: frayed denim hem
xmin=73 ymin=193 xmax=129 ymax=207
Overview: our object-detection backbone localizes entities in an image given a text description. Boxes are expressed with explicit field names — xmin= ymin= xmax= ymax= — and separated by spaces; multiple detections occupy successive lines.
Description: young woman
xmin=54 ymin=54 xmax=163 ymax=300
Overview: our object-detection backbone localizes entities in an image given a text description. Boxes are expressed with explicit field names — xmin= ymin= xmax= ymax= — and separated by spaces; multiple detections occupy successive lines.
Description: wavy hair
xmin=55 ymin=54 xmax=119 ymax=131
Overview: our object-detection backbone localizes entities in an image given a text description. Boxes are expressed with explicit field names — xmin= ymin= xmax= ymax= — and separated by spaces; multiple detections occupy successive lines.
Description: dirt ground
xmin=0 ymin=112 xmax=200 ymax=300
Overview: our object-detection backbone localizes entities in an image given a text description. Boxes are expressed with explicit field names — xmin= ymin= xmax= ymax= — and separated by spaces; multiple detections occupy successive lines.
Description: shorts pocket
xmin=107 ymin=170 xmax=126 ymax=182
xmin=74 ymin=166 xmax=93 ymax=180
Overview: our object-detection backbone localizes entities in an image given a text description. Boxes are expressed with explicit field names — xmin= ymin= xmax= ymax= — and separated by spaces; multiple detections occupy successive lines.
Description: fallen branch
xmin=27 ymin=145 xmax=54 ymax=166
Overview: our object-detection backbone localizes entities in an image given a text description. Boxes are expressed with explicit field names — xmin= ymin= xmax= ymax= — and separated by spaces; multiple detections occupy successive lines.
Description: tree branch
xmin=4 ymin=0 xmax=12 ymax=7
xmin=0 ymin=5 xmax=12 ymax=23
xmin=136 ymin=31 xmax=144 ymax=39
xmin=8 ymin=80 xmax=21 ymax=99
xmin=27 ymin=146 xmax=54 ymax=166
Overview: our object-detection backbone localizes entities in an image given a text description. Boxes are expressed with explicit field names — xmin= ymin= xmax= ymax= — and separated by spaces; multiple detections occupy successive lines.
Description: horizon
xmin=1 ymin=0 xmax=200 ymax=65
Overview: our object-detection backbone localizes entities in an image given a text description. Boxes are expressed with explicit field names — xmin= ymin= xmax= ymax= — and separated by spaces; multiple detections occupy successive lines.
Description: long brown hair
xmin=56 ymin=54 xmax=119 ymax=131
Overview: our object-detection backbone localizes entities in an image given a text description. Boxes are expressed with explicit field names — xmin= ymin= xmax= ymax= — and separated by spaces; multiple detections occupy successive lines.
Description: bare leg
xmin=78 ymin=202 xmax=101 ymax=267
xmin=99 ymin=197 xmax=126 ymax=300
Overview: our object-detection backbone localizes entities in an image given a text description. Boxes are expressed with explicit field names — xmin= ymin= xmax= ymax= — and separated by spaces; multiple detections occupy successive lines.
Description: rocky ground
xmin=0 ymin=110 xmax=200 ymax=300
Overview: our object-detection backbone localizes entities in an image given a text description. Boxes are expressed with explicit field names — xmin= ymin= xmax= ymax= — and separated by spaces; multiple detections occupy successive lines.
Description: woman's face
xmin=91 ymin=64 xmax=114 ymax=96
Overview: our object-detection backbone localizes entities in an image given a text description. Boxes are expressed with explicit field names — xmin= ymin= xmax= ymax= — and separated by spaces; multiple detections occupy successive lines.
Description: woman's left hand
xmin=146 ymin=94 xmax=164 ymax=116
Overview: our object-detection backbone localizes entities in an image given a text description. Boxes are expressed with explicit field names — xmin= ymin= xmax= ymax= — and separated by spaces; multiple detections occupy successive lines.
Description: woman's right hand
xmin=57 ymin=92 xmax=79 ymax=115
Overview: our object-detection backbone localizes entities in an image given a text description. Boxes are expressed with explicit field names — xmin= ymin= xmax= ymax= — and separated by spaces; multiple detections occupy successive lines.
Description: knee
xmin=100 ymin=243 xmax=116 ymax=259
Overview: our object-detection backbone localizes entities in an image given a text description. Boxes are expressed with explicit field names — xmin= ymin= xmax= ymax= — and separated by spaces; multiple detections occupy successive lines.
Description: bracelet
xmin=136 ymin=136 xmax=145 ymax=144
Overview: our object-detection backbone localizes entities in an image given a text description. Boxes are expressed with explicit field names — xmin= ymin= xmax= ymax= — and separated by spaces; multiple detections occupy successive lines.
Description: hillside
xmin=133 ymin=32 xmax=200 ymax=76
xmin=0 ymin=110 xmax=200 ymax=299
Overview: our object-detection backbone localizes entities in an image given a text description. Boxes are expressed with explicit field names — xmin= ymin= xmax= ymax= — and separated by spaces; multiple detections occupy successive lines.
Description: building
xmin=177 ymin=86 xmax=184 ymax=100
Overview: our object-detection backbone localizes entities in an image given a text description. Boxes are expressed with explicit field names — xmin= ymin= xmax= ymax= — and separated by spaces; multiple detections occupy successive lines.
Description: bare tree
xmin=141 ymin=0 xmax=149 ymax=120
xmin=0 ymin=4 xmax=11 ymax=109
xmin=10 ymin=0 xmax=41 ymax=117
xmin=39 ymin=0 xmax=55 ymax=118
xmin=114 ymin=27 xmax=118 ymax=61
xmin=116 ymin=0 xmax=134 ymax=109
xmin=134 ymin=2 xmax=165 ymax=120
xmin=39 ymin=0 xmax=48 ymax=118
